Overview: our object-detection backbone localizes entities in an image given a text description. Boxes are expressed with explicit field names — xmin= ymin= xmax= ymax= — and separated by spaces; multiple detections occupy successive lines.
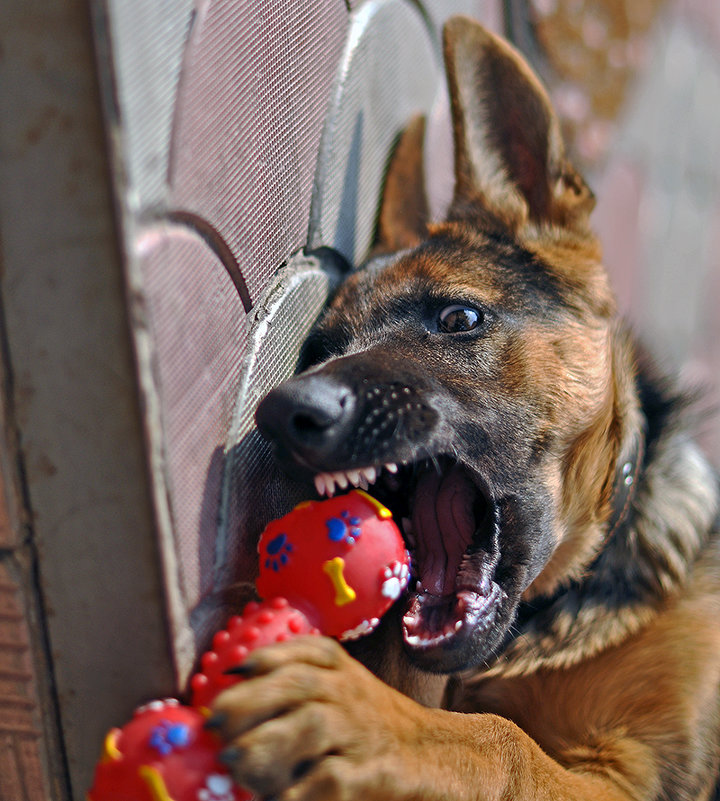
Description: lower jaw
xmin=401 ymin=582 xmax=504 ymax=665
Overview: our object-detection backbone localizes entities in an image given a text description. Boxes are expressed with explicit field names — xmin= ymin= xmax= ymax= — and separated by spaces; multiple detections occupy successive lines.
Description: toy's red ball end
xmin=256 ymin=490 xmax=410 ymax=640
xmin=87 ymin=700 xmax=249 ymax=801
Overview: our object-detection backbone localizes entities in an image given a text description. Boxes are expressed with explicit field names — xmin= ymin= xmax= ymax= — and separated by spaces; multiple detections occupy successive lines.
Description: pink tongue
xmin=410 ymin=465 xmax=476 ymax=596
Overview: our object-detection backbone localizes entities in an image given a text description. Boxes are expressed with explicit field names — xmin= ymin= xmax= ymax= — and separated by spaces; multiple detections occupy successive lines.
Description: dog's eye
xmin=438 ymin=305 xmax=482 ymax=333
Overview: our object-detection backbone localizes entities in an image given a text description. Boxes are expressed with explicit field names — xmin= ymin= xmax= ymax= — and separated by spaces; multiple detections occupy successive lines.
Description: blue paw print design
xmin=149 ymin=720 xmax=190 ymax=756
xmin=265 ymin=532 xmax=293 ymax=571
xmin=326 ymin=510 xmax=362 ymax=546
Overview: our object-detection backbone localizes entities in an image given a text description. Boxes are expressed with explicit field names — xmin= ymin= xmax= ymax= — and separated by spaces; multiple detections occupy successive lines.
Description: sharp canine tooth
xmin=363 ymin=466 xmax=377 ymax=484
xmin=325 ymin=475 xmax=337 ymax=497
xmin=314 ymin=474 xmax=326 ymax=497
xmin=385 ymin=463 xmax=398 ymax=473
xmin=334 ymin=471 xmax=349 ymax=490
xmin=347 ymin=470 xmax=361 ymax=486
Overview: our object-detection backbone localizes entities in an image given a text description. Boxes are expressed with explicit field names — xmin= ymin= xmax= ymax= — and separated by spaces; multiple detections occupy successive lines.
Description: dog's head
xmin=256 ymin=19 xmax=628 ymax=673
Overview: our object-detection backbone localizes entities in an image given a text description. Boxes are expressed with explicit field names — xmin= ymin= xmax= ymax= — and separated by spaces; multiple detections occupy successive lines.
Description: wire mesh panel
xmin=99 ymin=0 xmax=506 ymax=691
xmin=135 ymin=223 xmax=249 ymax=656
xmin=102 ymin=0 xmax=352 ymax=679
xmin=170 ymin=1 xmax=350 ymax=304
xmin=307 ymin=0 xmax=440 ymax=261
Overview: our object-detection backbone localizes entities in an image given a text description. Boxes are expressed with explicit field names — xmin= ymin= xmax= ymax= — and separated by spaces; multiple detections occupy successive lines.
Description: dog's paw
xmin=206 ymin=635 xmax=423 ymax=800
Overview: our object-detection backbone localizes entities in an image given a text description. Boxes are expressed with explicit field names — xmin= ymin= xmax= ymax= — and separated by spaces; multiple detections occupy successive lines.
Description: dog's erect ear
xmin=373 ymin=115 xmax=430 ymax=254
xmin=443 ymin=17 xmax=594 ymax=229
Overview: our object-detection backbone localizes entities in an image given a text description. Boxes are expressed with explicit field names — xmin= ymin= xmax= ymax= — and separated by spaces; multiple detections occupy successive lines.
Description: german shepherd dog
xmin=210 ymin=17 xmax=720 ymax=801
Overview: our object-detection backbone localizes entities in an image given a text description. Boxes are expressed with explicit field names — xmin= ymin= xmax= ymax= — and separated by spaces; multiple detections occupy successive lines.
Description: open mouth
xmin=313 ymin=456 xmax=505 ymax=668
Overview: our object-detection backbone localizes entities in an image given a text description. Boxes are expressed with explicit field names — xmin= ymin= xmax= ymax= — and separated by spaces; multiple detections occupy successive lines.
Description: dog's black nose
xmin=255 ymin=374 xmax=355 ymax=463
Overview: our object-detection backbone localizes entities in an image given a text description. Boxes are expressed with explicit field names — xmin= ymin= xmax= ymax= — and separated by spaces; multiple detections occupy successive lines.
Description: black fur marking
xmin=420 ymin=232 xmax=574 ymax=319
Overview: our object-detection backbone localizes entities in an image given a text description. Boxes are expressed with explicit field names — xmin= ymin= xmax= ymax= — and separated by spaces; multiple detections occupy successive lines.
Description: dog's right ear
xmin=373 ymin=114 xmax=430 ymax=254
xmin=443 ymin=17 xmax=594 ymax=230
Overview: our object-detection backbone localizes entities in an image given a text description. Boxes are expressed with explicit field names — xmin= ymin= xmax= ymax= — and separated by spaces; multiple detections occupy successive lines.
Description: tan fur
xmin=456 ymin=548 xmax=720 ymax=799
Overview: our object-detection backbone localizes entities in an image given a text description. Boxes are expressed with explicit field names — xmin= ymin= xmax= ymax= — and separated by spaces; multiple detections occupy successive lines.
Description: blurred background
xmin=0 ymin=0 xmax=718 ymax=798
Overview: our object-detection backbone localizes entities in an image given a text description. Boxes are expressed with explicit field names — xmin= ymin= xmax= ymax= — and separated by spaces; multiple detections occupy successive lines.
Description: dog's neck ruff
xmin=606 ymin=422 xmax=646 ymax=541
xmin=478 ymin=407 xmax=719 ymax=680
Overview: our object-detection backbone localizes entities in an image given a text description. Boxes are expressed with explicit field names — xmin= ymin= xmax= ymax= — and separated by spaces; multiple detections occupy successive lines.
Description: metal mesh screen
xmin=100 ymin=0 xmax=504 ymax=683
xmin=308 ymin=1 xmax=439 ymax=261
xmin=137 ymin=224 xmax=249 ymax=617
xmin=170 ymin=1 xmax=349 ymax=304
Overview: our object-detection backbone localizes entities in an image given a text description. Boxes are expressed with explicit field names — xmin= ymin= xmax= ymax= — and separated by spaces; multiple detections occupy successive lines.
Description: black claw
xmin=218 ymin=745 xmax=242 ymax=766
xmin=223 ymin=661 xmax=258 ymax=677
xmin=203 ymin=712 xmax=227 ymax=730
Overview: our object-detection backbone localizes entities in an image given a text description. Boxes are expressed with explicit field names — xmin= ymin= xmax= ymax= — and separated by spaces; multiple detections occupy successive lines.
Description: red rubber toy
xmin=89 ymin=490 xmax=410 ymax=800
xmin=87 ymin=699 xmax=247 ymax=801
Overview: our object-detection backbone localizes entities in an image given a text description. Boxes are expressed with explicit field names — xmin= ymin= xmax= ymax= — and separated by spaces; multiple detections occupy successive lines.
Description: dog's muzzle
xmin=254 ymin=365 xmax=521 ymax=673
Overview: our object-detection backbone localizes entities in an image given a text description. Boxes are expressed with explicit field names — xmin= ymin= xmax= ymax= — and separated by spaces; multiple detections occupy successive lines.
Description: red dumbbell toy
xmin=89 ymin=490 xmax=410 ymax=800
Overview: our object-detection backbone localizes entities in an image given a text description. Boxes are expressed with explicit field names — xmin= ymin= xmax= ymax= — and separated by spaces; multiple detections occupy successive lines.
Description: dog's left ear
xmin=373 ymin=115 xmax=430 ymax=254
xmin=443 ymin=17 xmax=594 ymax=229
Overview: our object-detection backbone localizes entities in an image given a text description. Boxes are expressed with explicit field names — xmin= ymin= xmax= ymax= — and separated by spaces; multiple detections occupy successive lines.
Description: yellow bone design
xmin=139 ymin=765 xmax=173 ymax=801
xmin=101 ymin=728 xmax=122 ymax=763
xmin=323 ymin=557 xmax=357 ymax=606
xmin=354 ymin=488 xmax=392 ymax=518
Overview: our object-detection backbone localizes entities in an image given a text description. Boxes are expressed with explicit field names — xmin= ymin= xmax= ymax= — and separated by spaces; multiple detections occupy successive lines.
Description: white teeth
xmin=402 ymin=614 xmax=415 ymax=627
xmin=385 ymin=463 xmax=398 ymax=474
xmin=405 ymin=623 xmax=461 ymax=647
xmin=314 ymin=472 xmax=340 ymax=497
xmin=314 ymin=464 xmax=383 ymax=496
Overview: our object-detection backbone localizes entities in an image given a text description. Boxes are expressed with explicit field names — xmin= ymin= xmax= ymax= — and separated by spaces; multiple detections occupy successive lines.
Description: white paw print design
xmin=198 ymin=773 xmax=235 ymax=801
xmin=381 ymin=560 xmax=410 ymax=600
